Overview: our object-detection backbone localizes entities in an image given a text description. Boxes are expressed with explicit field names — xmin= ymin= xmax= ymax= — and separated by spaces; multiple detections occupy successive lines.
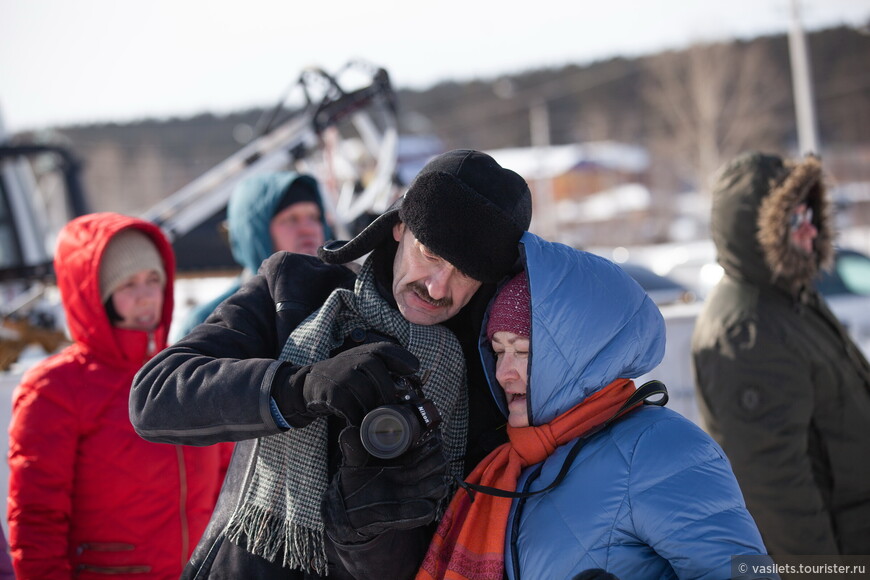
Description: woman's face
xmin=111 ymin=269 xmax=165 ymax=331
xmin=491 ymin=330 xmax=530 ymax=428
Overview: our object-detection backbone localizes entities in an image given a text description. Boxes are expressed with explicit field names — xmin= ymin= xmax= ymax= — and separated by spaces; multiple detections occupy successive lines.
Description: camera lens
xmin=360 ymin=405 xmax=420 ymax=459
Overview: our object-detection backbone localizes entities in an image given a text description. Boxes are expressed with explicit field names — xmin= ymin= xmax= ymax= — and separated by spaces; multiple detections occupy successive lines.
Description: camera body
xmin=360 ymin=375 xmax=442 ymax=459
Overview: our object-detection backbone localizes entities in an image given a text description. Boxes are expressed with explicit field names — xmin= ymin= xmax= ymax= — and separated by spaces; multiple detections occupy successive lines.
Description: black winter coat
xmin=691 ymin=153 xmax=870 ymax=556
xmin=130 ymin=250 xmax=507 ymax=578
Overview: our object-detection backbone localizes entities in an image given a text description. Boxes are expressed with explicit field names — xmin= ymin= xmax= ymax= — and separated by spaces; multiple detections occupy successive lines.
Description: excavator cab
xmin=0 ymin=141 xmax=86 ymax=370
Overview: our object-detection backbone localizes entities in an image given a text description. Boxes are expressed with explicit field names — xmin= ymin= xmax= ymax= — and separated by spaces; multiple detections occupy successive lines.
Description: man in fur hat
xmin=692 ymin=152 xmax=870 ymax=556
xmin=130 ymin=150 xmax=533 ymax=578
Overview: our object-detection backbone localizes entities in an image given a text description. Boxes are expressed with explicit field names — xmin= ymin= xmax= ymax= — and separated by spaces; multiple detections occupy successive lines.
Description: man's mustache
xmin=408 ymin=281 xmax=452 ymax=308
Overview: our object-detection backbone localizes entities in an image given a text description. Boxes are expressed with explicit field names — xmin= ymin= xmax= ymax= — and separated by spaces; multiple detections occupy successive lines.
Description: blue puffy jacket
xmin=478 ymin=232 xmax=770 ymax=580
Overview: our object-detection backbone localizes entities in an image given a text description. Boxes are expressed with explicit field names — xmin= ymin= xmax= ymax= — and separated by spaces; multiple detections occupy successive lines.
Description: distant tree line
xmin=17 ymin=25 xmax=870 ymax=218
xmin=397 ymin=26 xmax=870 ymax=194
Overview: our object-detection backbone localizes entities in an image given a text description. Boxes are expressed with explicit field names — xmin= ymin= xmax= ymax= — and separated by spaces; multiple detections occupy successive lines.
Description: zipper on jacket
xmin=76 ymin=542 xmax=134 ymax=554
xmin=509 ymin=463 xmax=543 ymax=580
xmin=176 ymin=446 xmax=190 ymax=568
xmin=77 ymin=564 xmax=151 ymax=574
xmin=147 ymin=331 xmax=157 ymax=358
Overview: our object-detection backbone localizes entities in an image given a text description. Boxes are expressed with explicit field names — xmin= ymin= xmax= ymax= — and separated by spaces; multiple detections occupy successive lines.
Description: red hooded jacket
xmin=7 ymin=213 xmax=230 ymax=579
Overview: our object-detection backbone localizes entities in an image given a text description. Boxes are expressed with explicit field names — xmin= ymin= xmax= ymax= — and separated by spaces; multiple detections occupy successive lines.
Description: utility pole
xmin=788 ymin=0 xmax=820 ymax=155
xmin=529 ymin=99 xmax=557 ymax=239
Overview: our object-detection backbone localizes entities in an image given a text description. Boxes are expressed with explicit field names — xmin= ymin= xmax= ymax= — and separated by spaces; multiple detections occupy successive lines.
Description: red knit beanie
xmin=486 ymin=270 xmax=531 ymax=341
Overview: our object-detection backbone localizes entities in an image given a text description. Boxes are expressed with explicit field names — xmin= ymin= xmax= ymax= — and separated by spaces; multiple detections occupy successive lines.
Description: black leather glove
xmin=273 ymin=342 xmax=420 ymax=427
xmin=322 ymin=425 xmax=449 ymax=542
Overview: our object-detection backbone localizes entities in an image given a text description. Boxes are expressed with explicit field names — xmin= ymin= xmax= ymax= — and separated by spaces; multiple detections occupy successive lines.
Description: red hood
xmin=55 ymin=213 xmax=175 ymax=368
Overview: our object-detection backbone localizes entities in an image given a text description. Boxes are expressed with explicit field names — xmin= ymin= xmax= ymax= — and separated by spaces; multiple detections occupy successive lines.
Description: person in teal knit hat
xmin=176 ymin=171 xmax=331 ymax=339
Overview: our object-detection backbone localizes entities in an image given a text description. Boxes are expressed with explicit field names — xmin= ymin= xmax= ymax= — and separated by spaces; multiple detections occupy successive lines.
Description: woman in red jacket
xmin=7 ymin=213 xmax=230 ymax=579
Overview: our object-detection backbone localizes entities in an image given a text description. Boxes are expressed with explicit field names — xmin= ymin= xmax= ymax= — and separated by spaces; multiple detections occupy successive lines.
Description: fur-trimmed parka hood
xmin=710 ymin=151 xmax=834 ymax=296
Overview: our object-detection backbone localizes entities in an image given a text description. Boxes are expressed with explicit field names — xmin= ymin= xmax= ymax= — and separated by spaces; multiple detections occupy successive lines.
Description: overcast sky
xmin=1 ymin=0 xmax=868 ymax=133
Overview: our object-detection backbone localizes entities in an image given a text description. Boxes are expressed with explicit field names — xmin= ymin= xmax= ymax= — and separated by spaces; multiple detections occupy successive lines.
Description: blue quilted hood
xmin=479 ymin=232 xmax=666 ymax=426
xmin=227 ymin=172 xmax=331 ymax=273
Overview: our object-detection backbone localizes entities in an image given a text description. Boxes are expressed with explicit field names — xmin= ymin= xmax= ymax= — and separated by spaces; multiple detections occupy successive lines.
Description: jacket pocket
xmin=75 ymin=543 xmax=151 ymax=575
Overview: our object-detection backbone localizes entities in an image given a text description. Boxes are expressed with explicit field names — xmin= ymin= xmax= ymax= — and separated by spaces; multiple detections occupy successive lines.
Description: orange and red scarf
xmin=416 ymin=379 xmax=637 ymax=580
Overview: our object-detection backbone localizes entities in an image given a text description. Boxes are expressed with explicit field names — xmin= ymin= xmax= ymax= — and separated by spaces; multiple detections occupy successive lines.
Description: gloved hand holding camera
xmin=272 ymin=342 xmax=420 ymax=427
xmin=322 ymin=425 xmax=449 ymax=542
xmin=359 ymin=373 xmax=442 ymax=459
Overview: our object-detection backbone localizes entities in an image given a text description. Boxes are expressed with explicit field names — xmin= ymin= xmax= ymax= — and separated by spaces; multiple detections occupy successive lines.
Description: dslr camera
xmin=360 ymin=374 xmax=441 ymax=459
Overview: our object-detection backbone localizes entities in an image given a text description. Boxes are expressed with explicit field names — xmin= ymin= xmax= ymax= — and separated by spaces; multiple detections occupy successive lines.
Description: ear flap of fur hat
xmin=317 ymin=201 xmax=402 ymax=265
xmin=99 ymin=229 xmax=166 ymax=302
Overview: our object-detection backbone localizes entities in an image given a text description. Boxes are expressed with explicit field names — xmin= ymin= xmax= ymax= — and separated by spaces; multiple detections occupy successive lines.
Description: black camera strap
xmin=331 ymin=328 xmax=399 ymax=356
xmin=455 ymin=380 xmax=668 ymax=501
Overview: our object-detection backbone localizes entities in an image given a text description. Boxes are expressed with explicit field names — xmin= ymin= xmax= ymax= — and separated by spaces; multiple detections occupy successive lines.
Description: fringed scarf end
xmin=225 ymin=507 xmax=329 ymax=575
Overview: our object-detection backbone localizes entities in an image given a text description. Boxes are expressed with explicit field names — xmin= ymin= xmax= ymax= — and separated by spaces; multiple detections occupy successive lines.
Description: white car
xmin=628 ymin=244 xmax=870 ymax=428
xmin=817 ymin=247 xmax=870 ymax=356
xmin=616 ymin=262 xmax=697 ymax=306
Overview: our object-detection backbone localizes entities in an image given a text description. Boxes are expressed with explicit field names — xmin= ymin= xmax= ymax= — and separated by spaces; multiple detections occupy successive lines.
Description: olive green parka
xmin=691 ymin=152 xmax=870 ymax=556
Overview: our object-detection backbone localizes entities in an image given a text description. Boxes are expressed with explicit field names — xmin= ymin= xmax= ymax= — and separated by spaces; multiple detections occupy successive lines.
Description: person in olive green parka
xmin=692 ymin=151 xmax=870 ymax=556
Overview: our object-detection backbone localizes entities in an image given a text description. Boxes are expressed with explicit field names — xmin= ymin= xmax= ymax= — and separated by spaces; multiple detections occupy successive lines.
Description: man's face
xmin=269 ymin=201 xmax=325 ymax=256
xmin=391 ymin=222 xmax=482 ymax=325
xmin=789 ymin=203 xmax=817 ymax=255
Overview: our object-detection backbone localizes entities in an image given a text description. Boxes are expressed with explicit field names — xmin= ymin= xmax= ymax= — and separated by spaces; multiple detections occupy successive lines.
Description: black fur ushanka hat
xmin=318 ymin=149 xmax=532 ymax=283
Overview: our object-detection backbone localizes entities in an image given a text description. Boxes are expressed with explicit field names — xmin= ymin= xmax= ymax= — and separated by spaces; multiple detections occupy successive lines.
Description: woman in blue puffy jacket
xmin=418 ymin=232 xmax=772 ymax=580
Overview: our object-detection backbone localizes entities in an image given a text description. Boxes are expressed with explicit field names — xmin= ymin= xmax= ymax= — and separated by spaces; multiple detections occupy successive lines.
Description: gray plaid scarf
xmin=224 ymin=259 xmax=468 ymax=574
